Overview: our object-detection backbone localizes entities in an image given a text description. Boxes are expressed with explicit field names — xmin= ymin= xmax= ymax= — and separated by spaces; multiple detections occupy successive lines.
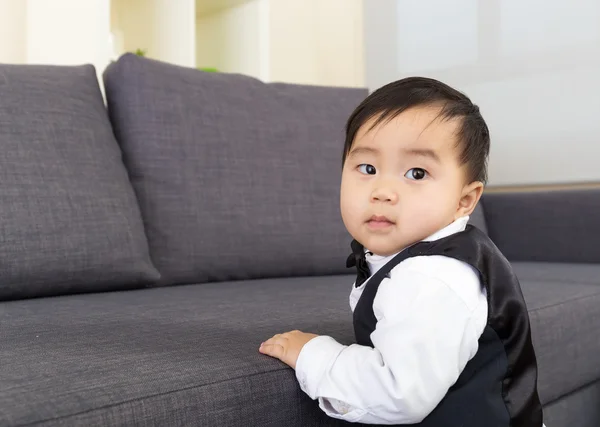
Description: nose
xmin=371 ymin=185 xmax=399 ymax=204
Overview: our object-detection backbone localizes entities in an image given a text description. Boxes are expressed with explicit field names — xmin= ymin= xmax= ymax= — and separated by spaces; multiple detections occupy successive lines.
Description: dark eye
xmin=358 ymin=164 xmax=377 ymax=175
xmin=405 ymin=168 xmax=427 ymax=180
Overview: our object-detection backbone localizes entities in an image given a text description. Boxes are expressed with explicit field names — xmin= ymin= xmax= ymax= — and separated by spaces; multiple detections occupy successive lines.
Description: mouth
xmin=366 ymin=215 xmax=395 ymax=229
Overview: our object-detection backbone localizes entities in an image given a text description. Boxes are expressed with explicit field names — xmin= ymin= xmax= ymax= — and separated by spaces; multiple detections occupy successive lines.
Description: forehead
xmin=354 ymin=106 xmax=461 ymax=153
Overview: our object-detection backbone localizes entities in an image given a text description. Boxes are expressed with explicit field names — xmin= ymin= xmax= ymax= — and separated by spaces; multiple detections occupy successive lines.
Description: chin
xmin=371 ymin=247 xmax=401 ymax=257
xmin=361 ymin=231 xmax=423 ymax=256
xmin=359 ymin=238 xmax=401 ymax=256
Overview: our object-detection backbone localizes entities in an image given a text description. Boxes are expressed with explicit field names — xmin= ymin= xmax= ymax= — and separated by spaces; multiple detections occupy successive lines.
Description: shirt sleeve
xmin=295 ymin=266 xmax=484 ymax=424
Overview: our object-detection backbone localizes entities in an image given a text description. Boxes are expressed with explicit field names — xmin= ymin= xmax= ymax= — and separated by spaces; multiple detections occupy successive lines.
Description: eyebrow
xmin=349 ymin=146 xmax=441 ymax=163
xmin=347 ymin=146 xmax=378 ymax=158
xmin=402 ymin=148 xmax=441 ymax=163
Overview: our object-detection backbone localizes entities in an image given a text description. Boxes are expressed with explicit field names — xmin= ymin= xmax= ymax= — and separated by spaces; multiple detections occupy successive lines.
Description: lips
xmin=366 ymin=215 xmax=395 ymax=229
xmin=369 ymin=215 xmax=393 ymax=223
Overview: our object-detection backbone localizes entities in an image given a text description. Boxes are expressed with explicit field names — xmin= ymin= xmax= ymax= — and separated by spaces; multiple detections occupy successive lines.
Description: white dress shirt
xmin=295 ymin=216 xmax=490 ymax=424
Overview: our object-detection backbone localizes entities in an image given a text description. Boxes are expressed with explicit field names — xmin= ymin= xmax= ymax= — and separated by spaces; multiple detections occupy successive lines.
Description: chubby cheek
xmin=340 ymin=178 xmax=363 ymax=233
xmin=405 ymin=187 xmax=457 ymax=227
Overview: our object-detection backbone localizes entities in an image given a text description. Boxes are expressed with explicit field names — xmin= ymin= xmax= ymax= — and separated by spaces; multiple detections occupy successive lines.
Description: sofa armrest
xmin=482 ymin=188 xmax=600 ymax=263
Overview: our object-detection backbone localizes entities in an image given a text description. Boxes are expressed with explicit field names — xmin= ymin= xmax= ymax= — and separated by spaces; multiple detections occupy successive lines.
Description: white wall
xmin=0 ymin=0 xmax=27 ymax=63
xmin=196 ymin=0 xmax=365 ymax=86
xmin=111 ymin=0 xmax=153 ymax=60
xmin=196 ymin=0 xmax=264 ymax=79
xmin=111 ymin=0 xmax=195 ymax=68
xmin=269 ymin=0 xmax=364 ymax=87
xmin=364 ymin=0 xmax=600 ymax=186
xmin=27 ymin=0 xmax=111 ymax=75
xmin=1 ymin=0 xmax=365 ymax=89
xmin=0 ymin=0 xmax=111 ymax=73
xmin=149 ymin=0 xmax=196 ymax=68
xmin=313 ymin=0 xmax=364 ymax=88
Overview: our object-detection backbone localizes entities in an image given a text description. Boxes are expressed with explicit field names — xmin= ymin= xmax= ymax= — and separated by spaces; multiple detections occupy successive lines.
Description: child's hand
xmin=259 ymin=330 xmax=319 ymax=369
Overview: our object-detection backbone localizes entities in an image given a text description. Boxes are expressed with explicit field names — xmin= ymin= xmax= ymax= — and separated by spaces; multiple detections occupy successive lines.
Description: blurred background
xmin=1 ymin=0 xmax=599 ymax=188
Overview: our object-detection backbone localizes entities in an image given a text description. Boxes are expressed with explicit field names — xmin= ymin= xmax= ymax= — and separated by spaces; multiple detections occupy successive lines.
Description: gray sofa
xmin=1 ymin=54 xmax=599 ymax=427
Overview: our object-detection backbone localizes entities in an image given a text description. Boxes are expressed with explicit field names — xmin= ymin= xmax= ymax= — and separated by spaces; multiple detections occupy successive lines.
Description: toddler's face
xmin=340 ymin=106 xmax=472 ymax=256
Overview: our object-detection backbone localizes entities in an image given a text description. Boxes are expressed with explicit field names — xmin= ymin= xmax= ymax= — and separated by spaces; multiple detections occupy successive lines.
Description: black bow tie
xmin=346 ymin=239 xmax=371 ymax=288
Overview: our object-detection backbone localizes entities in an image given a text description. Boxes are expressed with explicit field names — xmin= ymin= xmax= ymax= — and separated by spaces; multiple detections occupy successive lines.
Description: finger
xmin=264 ymin=334 xmax=282 ymax=343
xmin=262 ymin=334 xmax=286 ymax=347
xmin=259 ymin=343 xmax=285 ymax=358
xmin=260 ymin=334 xmax=287 ymax=350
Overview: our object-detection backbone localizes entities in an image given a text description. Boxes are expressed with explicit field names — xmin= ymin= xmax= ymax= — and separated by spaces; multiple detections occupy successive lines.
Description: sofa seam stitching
xmin=528 ymin=289 xmax=600 ymax=313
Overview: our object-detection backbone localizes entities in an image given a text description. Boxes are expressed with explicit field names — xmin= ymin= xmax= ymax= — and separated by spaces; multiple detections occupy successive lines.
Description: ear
xmin=455 ymin=181 xmax=484 ymax=219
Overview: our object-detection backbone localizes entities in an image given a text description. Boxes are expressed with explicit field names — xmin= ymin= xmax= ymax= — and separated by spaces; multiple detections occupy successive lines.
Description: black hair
xmin=343 ymin=77 xmax=490 ymax=184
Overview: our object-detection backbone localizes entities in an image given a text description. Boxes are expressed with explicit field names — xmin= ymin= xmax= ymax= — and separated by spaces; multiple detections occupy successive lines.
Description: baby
xmin=260 ymin=77 xmax=544 ymax=426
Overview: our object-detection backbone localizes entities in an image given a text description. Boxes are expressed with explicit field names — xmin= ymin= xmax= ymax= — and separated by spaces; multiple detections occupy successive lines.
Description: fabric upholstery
xmin=520 ymin=277 xmax=600 ymax=404
xmin=512 ymin=262 xmax=600 ymax=285
xmin=2 ymin=272 xmax=598 ymax=426
xmin=468 ymin=203 xmax=487 ymax=234
xmin=543 ymin=380 xmax=600 ymax=427
xmin=0 ymin=63 xmax=159 ymax=301
xmin=103 ymin=54 xmax=368 ymax=287
xmin=0 ymin=277 xmax=355 ymax=426
xmin=484 ymin=189 xmax=600 ymax=263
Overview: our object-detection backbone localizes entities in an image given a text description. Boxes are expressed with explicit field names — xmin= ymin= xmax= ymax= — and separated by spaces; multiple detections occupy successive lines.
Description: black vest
xmin=350 ymin=225 xmax=543 ymax=427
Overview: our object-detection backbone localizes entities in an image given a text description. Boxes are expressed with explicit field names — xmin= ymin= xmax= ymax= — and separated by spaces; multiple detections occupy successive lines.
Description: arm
xmin=294 ymin=266 xmax=485 ymax=424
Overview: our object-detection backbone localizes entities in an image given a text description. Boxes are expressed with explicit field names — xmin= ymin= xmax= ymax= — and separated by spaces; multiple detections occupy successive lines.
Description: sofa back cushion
xmin=103 ymin=54 xmax=368 ymax=287
xmin=0 ymin=63 xmax=159 ymax=301
xmin=469 ymin=203 xmax=488 ymax=234
xmin=483 ymin=189 xmax=600 ymax=263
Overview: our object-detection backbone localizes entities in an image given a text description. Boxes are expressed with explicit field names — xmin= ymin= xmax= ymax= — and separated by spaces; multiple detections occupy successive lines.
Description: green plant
xmin=198 ymin=67 xmax=219 ymax=73
xmin=134 ymin=48 xmax=147 ymax=57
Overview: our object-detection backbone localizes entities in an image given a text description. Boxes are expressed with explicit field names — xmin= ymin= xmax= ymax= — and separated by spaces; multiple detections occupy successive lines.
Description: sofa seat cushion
xmin=2 ymin=273 xmax=599 ymax=426
xmin=0 ymin=277 xmax=356 ymax=427
xmin=511 ymin=262 xmax=600 ymax=405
